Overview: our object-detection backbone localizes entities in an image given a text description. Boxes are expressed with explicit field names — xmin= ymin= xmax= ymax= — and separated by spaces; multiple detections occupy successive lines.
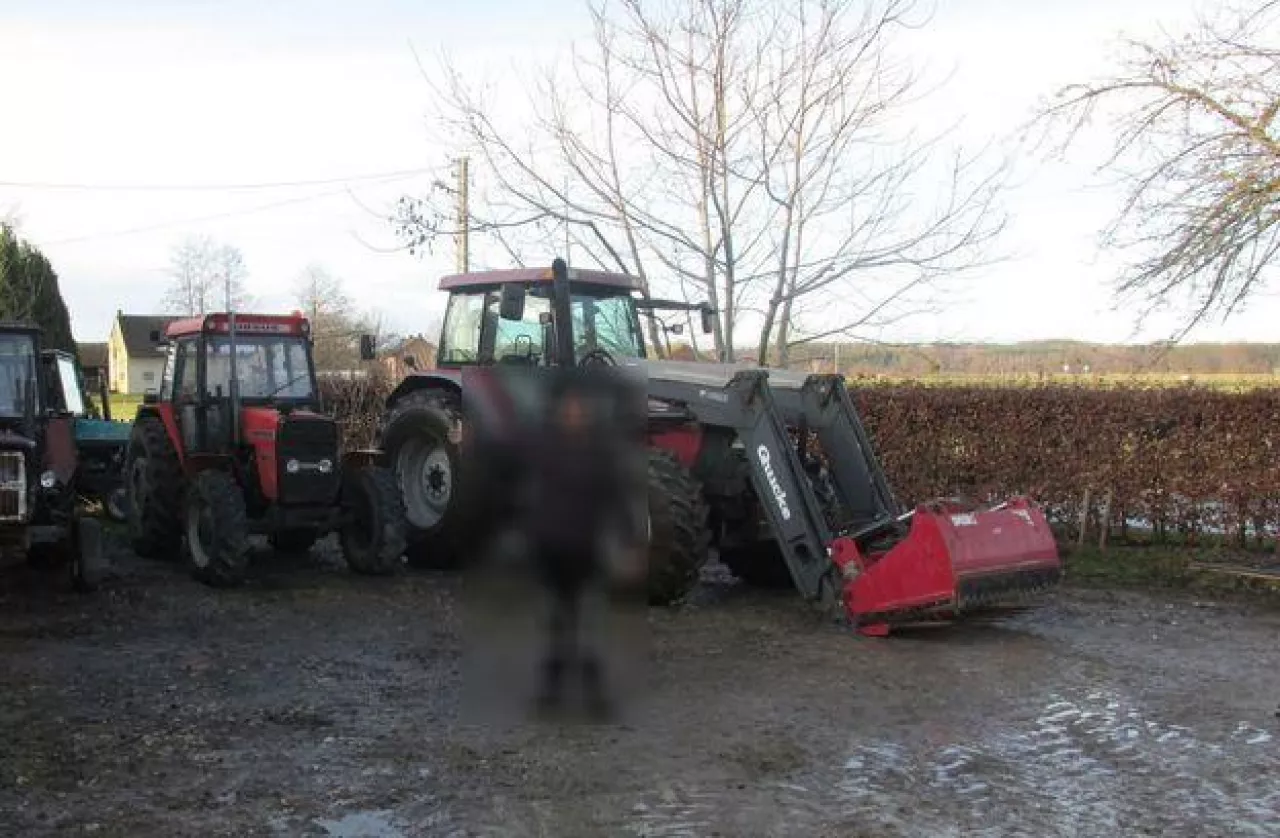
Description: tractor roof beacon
xmin=0 ymin=322 xmax=107 ymax=592
xmin=379 ymin=259 xmax=1062 ymax=634
xmin=124 ymin=311 xmax=407 ymax=587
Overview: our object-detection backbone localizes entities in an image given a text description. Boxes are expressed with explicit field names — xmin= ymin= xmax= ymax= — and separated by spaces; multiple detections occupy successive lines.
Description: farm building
xmin=76 ymin=342 xmax=108 ymax=392
xmin=107 ymin=311 xmax=176 ymax=394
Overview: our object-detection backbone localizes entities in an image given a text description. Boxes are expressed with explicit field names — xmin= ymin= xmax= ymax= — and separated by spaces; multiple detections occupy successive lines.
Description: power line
xmin=42 ymin=173 xmax=425 ymax=247
xmin=0 ymin=166 xmax=438 ymax=193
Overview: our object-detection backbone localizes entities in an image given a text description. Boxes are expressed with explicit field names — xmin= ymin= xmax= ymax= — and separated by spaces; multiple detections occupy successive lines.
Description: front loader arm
xmin=646 ymin=369 xmax=840 ymax=603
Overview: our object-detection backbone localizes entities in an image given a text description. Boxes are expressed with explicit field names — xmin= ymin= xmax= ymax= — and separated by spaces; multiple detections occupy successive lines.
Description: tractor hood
xmin=0 ymin=427 xmax=36 ymax=451
xmin=618 ymin=357 xmax=811 ymax=391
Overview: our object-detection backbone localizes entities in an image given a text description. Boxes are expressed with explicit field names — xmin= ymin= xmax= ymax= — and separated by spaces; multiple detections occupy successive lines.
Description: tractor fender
xmin=134 ymin=404 xmax=186 ymax=466
xmin=386 ymin=372 xmax=461 ymax=412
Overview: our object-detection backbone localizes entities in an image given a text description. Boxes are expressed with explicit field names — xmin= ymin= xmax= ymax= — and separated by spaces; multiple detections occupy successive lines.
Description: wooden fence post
xmin=1098 ymin=489 xmax=1113 ymax=551
xmin=1077 ymin=487 xmax=1091 ymax=548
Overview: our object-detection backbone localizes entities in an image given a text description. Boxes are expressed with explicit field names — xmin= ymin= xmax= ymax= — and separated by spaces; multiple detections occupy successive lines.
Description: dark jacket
xmin=525 ymin=407 xmax=633 ymax=591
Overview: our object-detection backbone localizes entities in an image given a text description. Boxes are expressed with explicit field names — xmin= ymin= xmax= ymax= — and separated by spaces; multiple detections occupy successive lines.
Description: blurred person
xmin=526 ymin=370 xmax=639 ymax=719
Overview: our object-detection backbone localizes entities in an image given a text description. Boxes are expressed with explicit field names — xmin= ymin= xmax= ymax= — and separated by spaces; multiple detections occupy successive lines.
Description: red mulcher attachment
xmin=641 ymin=366 xmax=1062 ymax=636
xmin=831 ymin=496 xmax=1062 ymax=636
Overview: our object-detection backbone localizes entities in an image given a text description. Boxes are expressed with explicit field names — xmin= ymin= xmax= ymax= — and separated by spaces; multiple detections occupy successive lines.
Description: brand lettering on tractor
xmin=755 ymin=444 xmax=791 ymax=521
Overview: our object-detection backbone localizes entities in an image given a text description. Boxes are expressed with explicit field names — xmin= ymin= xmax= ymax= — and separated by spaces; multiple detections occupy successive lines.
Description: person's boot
xmin=580 ymin=654 xmax=614 ymax=721
xmin=535 ymin=654 xmax=567 ymax=717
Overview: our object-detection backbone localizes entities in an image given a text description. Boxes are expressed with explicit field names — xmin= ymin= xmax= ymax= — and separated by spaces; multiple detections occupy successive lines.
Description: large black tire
xmin=646 ymin=449 xmax=712 ymax=605
xmin=720 ymin=540 xmax=794 ymax=589
xmin=338 ymin=465 xmax=408 ymax=576
xmin=183 ymin=469 xmax=250 ymax=587
xmin=126 ymin=415 xmax=184 ymax=560
xmin=69 ymin=515 xmax=106 ymax=593
xmin=380 ymin=388 xmax=465 ymax=569
xmin=105 ymin=486 xmax=129 ymax=523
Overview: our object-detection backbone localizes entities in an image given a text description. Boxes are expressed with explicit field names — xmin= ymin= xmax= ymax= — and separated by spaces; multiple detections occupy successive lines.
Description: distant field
xmin=846 ymin=372 xmax=1280 ymax=391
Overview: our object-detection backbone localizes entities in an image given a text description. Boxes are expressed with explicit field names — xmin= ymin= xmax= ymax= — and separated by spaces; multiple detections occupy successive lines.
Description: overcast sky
xmin=1 ymin=0 xmax=1271 ymax=346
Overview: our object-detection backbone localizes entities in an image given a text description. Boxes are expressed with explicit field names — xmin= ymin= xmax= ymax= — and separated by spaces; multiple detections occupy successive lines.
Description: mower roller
xmin=377 ymin=258 xmax=1061 ymax=634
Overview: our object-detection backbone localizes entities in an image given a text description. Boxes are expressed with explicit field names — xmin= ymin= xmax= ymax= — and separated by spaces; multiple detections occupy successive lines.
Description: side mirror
xmin=403 ymin=354 xmax=418 ymax=370
xmin=699 ymin=303 xmax=715 ymax=335
xmin=498 ymin=282 xmax=527 ymax=321
xmin=149 ymin=329 xmax=162 ymax=343
xmin=359 ymin=334 xmax=377 ymax=362
xmin=142 ymin=390 xmax=159 ymax=405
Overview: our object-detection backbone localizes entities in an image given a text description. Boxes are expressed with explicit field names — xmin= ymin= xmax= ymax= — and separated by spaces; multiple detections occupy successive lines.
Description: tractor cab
xmin=434 ymin=265 xmax=714 ymax=369
xmin=0 ymin=325 xmax=41 ymax=435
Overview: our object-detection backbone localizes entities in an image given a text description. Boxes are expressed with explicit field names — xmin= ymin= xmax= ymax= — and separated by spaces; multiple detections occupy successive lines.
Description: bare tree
xmin=163 ymin=235 xmax=252 ymax=316
xmin=294 ymin=264 xmax=391 ymax=370
xmin=397 ymin=0 xmax=1007 ymax=363
xmin=1030 ymin=0 xmax=1280 ymax=341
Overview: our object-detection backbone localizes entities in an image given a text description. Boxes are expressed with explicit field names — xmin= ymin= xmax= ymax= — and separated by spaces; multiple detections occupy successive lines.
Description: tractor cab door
xmin=41 ymin=352 xmax=83 ymax=485
xmin=171 ymin=338 xmax=218 ymax=456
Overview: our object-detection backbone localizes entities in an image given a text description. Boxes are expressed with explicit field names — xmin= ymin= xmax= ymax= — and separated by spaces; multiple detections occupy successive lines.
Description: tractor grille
xmin=0 ymin=451 xmax=27 ymax=522
xmin=277 ymin=416 xmax=341 ymax=506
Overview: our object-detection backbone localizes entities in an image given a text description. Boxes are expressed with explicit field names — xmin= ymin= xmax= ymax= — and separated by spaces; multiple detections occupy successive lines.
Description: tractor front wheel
xmin=126 ymin=415 xmax=183 ymax=560
xmin=381 ymin=389 xmax=464 ymax=569
xmin=69 ymin=514 xmax=107 ymax=593
xmin=646 ymin=449 xmax=711 ymax=605
xmin=183 ymin=469 xmax=250 ymax=587
xmin=339 ymin=465 xmax=408 ymax=576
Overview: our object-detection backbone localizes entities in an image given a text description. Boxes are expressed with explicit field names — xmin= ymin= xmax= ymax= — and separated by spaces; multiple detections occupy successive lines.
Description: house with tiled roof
xmin=107 ymin=311 xmax=177 ymax=394
xmin=76 ymin=341 xmax=109 ymax=392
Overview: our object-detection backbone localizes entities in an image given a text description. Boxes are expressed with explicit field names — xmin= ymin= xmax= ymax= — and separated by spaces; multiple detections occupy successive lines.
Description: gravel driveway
xmin=1 ymin=533 xmax=1277 ymax=837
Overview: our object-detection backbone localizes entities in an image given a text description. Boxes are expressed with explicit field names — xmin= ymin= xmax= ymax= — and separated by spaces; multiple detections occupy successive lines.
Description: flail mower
xmin=378 ymin=259 xmax=1061 ymax=635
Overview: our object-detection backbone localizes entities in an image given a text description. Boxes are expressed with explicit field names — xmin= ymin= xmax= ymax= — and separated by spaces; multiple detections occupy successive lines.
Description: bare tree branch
xmin=1028 ymin=0 xmax=1280 ymax=342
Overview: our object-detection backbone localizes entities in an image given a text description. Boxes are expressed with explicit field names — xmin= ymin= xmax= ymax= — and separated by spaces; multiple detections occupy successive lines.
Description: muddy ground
xmin=1 ymin=532 xmax=1278 ymax=838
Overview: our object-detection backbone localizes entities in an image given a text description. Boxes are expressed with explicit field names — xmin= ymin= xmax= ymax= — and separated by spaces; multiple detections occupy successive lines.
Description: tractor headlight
xmin=40 ymin=470 xmax=57 ymax=489
xmin=317 ymin=459 xmax=333 ymax=474
xmin=286 ymin=459 xmax=301 ymax=474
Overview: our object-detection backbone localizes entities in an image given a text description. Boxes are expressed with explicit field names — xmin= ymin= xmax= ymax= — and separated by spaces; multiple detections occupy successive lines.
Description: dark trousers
xmin=533 ymin=542 xmax=608 ymax=712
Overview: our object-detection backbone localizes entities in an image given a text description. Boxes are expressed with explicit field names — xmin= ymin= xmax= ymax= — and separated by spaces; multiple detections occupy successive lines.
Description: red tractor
xmin=125 ymin=312 xmax=407 ymax=586
xmin=378 ymin=260 xmax=1061 ymax=635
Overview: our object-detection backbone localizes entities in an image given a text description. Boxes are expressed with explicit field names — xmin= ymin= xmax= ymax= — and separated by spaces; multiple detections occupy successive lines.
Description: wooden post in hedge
xmin=1077 ymin=487 xmax=1091 ymax=548
xmin=1098 ymin=489 xmax=1113 ymax=551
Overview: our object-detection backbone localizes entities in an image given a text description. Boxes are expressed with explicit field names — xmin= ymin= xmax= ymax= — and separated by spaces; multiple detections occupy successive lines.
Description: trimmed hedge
xmin=321 ymin=374 xmax=1280 ymax=545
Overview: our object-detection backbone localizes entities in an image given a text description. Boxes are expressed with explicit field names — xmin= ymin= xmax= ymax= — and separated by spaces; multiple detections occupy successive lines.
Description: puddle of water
xmin=314 ymin=810 xmax=407 ymax=838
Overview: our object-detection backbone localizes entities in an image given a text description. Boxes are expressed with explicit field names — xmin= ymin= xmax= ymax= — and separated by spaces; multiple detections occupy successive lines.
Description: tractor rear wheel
xmin=646 ymin=449 xmax=711 ymax=605
xmin=126 ymin=415 xmax=183 ymax=560
xmin=339 ymin=464 xmax=408 ymax=576
xmin=183 ymin=469 xmax=250 ymax=587
xmin=381 ymin=389 xmax=464 ymax=569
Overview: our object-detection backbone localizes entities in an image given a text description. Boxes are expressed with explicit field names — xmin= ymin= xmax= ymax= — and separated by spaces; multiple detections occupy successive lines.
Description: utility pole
xmin=454 ymin=157 xmax=470 ymax=274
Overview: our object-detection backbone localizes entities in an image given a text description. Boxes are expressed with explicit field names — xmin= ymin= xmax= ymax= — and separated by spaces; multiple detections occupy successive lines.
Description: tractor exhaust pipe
xmin=550 ymin=257 xmax=574 ymax=367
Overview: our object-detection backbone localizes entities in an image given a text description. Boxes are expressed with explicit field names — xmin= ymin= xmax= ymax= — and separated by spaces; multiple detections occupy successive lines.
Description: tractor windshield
xmin=439 ymin=284 xmax=644 ymax=365
xmin=205 ymin=335 xmax=315 ymax=401
xmin=0 ymin=333 xmax=39 ymax=418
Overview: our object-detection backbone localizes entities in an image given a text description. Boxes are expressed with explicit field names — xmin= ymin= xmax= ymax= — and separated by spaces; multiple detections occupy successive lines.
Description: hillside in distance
xmin=669 ymin=340 xmax=1280 ymax=376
